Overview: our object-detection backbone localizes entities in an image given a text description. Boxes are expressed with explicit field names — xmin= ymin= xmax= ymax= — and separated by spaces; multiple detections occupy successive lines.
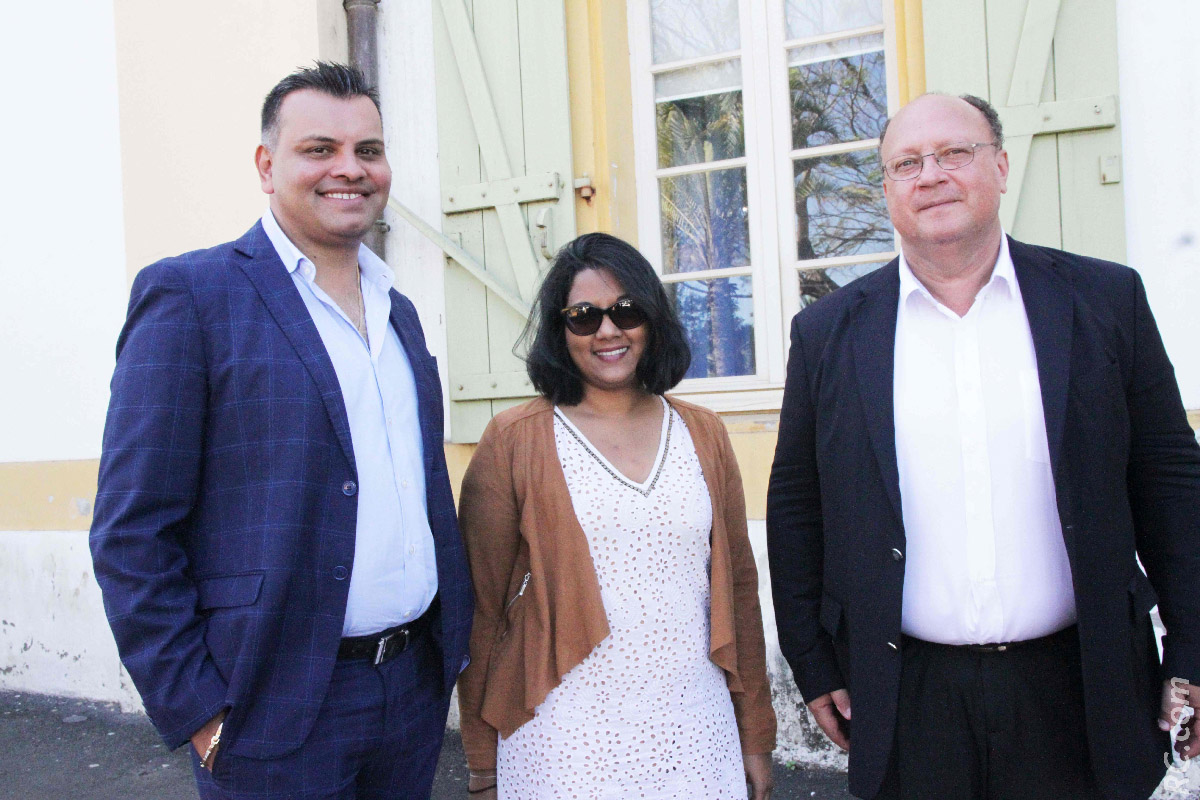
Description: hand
xmin=743 ymin=752 xmax=774 ymax=799
xmin=1160 ymin=678 xmax=1197 ymax=760
xmin=190 ymin=710 xmax=227 ymax=772
xmin=806 ymin=688 xmax=851 ymax=751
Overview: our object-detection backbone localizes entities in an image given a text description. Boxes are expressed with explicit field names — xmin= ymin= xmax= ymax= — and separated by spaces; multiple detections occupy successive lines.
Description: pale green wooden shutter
xmin=432 ymin=0 xmax=577 ymax=442
xmin=921 ymin=0 xmax=1125 ymax=260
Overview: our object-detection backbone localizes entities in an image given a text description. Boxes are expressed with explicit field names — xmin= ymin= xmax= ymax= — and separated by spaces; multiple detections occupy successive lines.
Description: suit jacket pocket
xmin=196 ymin=572 xmax=265 ymax=610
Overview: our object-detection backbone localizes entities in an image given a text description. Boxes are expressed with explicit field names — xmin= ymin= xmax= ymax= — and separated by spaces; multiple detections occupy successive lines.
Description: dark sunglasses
xmin=559 ymin=297 xmax=647 ymax=336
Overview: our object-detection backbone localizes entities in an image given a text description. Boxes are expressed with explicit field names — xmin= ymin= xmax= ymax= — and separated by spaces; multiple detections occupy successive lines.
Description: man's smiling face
xmin=881 ymin=94 xmax=1008 ymax=253
xmin=255 ymin=89 xmax=391 ymax=256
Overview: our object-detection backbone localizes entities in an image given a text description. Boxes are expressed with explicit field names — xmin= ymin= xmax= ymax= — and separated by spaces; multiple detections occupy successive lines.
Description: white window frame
xmin=628 ymin=0 xmax=902 ymax=412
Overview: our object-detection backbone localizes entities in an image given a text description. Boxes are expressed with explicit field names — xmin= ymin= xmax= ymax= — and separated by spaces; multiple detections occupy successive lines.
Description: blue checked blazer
xmin=90 ymin=222 xmax=473 ymax=760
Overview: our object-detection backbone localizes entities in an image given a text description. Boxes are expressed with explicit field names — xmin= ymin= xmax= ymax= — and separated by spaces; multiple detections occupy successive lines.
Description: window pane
xmin=794 ymin=150 xmax=891 ymax=260
xmin=660 ymin=167 xmax=751 ymax=273
xmin=654 ymin=57 xmax=741 ymax=99
xmin=791 ymin=41 xmax=886 ymax=150
xmin=651 ymin=0 xmax=740 ymax=64
xmin=655 ymin=60 xmax=745 ymax=168
xmin=667 ymin=276 xmax=755 ymax=378
xmin=785 ymin=0 xmax=883 ymax=41
xmin=798 ymin=261 xmax=886 ymax=309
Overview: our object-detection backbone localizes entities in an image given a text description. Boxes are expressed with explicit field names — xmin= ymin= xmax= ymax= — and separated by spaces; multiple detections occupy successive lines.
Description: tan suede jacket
xmin=457 ymin=395 xmax=777 ymax=770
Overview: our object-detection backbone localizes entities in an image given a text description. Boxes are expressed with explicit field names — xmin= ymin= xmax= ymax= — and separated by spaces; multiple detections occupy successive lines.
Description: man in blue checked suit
xmin=90 ymin=62 xmax=472 ymax=799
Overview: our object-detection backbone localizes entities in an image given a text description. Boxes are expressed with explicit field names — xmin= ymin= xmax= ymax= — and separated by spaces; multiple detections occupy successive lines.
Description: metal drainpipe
xmin=345 ymin=0 xmax=387 ymax=257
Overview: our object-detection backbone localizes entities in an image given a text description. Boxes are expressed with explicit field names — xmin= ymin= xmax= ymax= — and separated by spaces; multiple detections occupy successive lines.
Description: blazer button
xmin=342 ymin=480 xmax=357 ymax=496
xmin=891 ymin=548 xmax=904 ymax=561
xmin=333 ymin=566 xmax=348 ymax=581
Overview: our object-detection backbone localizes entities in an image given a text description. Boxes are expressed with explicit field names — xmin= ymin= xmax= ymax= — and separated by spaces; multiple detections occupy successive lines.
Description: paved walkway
xmin=0 ymin=690 xmax=853 ymax=799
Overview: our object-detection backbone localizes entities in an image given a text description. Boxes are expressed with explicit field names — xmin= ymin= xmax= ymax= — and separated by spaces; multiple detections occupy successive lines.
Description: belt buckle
xmin=373 ymin=628 xmax=410 ymax=665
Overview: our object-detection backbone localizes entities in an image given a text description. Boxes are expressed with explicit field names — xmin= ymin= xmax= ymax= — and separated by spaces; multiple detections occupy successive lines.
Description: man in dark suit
xmin=767 ymin=92 xmax=1199 ymax=799
xmin=90 ymin=62 xmax=472 ymax=799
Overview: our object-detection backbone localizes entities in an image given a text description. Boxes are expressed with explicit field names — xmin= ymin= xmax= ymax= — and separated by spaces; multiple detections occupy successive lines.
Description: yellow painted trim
xmin=564 ymin=0 xmax=640 ymax=243
xmin=893 ymin=0 xmax=926 ymax=103
xmin=0 ymin=461 xmax=99 ymax=531
xmin=444 ymin=442 xmax=476 ymax=505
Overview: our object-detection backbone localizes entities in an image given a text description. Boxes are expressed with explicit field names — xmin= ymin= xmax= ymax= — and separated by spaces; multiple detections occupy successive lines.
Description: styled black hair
xmin=261 ymin=62 xmax=381 ymax=148
xmin=878 ymin=92 xmax=1005 ymax=149
xmin=521 ymin=233 xmax=691 ymax=405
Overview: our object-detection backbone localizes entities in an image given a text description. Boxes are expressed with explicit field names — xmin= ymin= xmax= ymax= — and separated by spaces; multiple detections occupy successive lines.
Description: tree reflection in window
xmin=791 ymin=37 xmax=890 ymax=263
xmin=794 ymin=151 xmax=890 ymax=261
xmin=791 ymin=44 xmax=887 ymax=151
xmin=798 ymin=261 xmax=886 ymax=309
xmin=657 ymin=86 xmax=744 ymax=168
xmin=660 ymin=168 xmax=750 ymax=273
xmin=667 ymin=276 xmax=755 ymax=379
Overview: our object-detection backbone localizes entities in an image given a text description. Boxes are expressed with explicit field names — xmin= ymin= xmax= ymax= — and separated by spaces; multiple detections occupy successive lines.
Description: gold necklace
xmin=355 ymin=267 xmax=369 ymax=347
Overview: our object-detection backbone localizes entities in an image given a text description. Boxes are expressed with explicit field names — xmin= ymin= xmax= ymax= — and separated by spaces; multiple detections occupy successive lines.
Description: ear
xmin=995 ymin=147 xmax=1010 ymax=195
xmin=255 ymin=144 xmax=275 ymax=195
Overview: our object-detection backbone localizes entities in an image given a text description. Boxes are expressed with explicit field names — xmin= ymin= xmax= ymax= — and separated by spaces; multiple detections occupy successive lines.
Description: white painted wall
xmin=1117 ymin=0 xmax=1200 ymax=409
xmin=377 ymin=2 xmax=453 ymax=437
xmin=0 ymin=0 xmax=129 ymax=463
xmin=0 ymin=531 xmax=141 ymax=710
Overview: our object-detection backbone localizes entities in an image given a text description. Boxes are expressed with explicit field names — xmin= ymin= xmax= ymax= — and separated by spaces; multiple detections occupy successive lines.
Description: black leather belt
xmin=337 ymin=600 xmax=437 ymax=665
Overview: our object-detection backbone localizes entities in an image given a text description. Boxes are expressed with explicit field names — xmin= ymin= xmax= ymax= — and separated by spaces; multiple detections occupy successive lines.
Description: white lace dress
xmin=496 ymin=399 xmax=747 ymax=800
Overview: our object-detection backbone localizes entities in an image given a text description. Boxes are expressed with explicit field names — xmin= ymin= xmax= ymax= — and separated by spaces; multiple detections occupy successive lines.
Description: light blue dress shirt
xmin=262 ymin=210 xmax=438 ymax=636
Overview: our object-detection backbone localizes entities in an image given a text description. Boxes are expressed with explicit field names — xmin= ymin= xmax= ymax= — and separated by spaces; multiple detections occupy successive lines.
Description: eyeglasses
xmin=560 ymin=298 xmax=647 ymax=336
xmin=883 ymin=142 xmax=999 ymax=181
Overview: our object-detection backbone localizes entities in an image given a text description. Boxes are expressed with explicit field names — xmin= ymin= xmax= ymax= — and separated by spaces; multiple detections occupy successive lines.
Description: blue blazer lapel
xmin=387 ymin=290 xmax=440 ymax=472
xmin=1009 ymin=236 xmax=1073 ymax=471
xmin=233 ymin=223 xmax=357 ymax=471
xmin=852 ymin=261 xmax=904 ymax=526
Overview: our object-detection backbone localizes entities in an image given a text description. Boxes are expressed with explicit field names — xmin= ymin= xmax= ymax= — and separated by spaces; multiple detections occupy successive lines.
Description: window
xmin=630 ymin=0 xmax=899 ymax=404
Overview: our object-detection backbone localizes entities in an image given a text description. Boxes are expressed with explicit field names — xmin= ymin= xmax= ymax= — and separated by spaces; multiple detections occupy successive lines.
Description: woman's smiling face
xmin=563 ymin=268 xmax=648 ymax=396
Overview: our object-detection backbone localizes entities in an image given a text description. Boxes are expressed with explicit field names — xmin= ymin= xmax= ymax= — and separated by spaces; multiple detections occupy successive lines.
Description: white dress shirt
xmin=262 ymin=210 xmax=438 ymax=636
xmin=894 ymin=233 xmax=1076 ymax=645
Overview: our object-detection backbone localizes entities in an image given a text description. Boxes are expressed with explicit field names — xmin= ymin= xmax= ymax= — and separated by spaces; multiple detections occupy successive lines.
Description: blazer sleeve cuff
xmin=154 ymin=664 xmax=230 ymax=751
xmin=1160 ymin=635 xmax=1200 ymax=687
xmin=787 ymin=638 xmax=845 ymax=704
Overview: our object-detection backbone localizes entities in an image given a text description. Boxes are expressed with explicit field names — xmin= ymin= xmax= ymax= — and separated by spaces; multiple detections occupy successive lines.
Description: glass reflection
xmin=785 ymin=0 xmax=882 ymax=41
xmin=657 ymin=91 xmax=744 ymax=168
xmin=798 ymin=262 xmax=886 ymax=309
xmin=667 ymin=276 xmax=755 ymax=378
xmin=794 ymin=151 xmax=890 ymax=260
xmin=791 ymin=44 xmax=886 ymax=150
xmin=651 ymin=0 xmax=740 ymax=64
xmin=660 ymin=167 xmax=751 ymax=273
xmin=654 ymin=58 xmax=741 ymax=99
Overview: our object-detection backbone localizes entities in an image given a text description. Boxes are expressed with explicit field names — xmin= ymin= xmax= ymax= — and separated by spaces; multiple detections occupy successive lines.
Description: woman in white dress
xmin=457 ymin=233 xmax=776 ymax=799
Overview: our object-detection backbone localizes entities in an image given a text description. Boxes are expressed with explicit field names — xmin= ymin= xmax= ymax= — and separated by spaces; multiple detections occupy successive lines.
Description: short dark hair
xmin=261 ymin=62 xmax=381 ymax=148
xmin=521 ymin=233 xmax=691 ymax=405
xmin=878 ymin=92 xmax=1005 ymax=150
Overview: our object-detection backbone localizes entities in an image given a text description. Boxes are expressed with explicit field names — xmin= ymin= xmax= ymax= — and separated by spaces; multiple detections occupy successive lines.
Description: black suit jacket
xmin=767 ymin=237 xmax=1200 ymax=799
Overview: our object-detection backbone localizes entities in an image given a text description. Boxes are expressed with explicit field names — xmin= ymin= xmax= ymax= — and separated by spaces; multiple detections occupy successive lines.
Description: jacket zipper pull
xmin=500 ymin=572 xmax=532 ymax=639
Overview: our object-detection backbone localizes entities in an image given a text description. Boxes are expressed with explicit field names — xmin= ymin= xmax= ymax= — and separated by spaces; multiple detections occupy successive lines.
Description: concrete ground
xmin=0 ymin=690 xmax=854 ymax=799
